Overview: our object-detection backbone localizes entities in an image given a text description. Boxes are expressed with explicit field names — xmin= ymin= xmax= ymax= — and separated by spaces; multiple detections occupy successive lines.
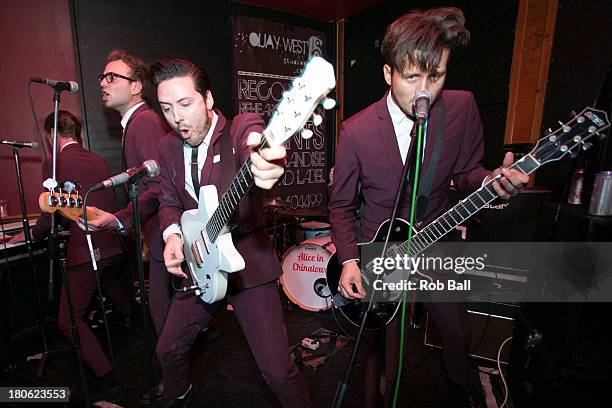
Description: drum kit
xmin=264 ymin=199 xmax=334 ymax=312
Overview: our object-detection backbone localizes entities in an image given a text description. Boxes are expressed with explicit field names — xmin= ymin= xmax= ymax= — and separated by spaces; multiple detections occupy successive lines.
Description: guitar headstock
xmin=39 ymin=191 xmax=85 ymax=222
xmin=39 ymin=181 xmax=88 ymax=222
xmin=264 ymin=56 xmax=336 ymax=145
xmin=531 ymin=107 xmax=610 ymax=165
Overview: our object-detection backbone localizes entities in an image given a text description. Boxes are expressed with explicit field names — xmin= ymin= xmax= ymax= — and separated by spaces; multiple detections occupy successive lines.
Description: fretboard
xmin=204 ymin=136 xmax=269 ymax=243
xmin=380 ymin=153 xmax=541 ymax=264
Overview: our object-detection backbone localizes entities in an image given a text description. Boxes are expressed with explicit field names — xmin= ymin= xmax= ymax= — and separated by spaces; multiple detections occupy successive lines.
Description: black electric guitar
xmin=326 ymin=107 xmax=610 ymax=329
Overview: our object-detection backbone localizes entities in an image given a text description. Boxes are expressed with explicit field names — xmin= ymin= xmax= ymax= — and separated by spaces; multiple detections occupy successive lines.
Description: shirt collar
xmin=386 ymin=91 xmax=412 ymax=128
xmin=60 ymin=141 xmax=79 ymax=152
xmin=121 ymin=101 xmax=146 ymax=129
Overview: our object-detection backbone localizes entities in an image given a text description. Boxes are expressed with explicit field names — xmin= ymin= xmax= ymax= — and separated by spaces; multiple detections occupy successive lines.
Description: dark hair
xmin=150 ymin=58 xmax=211 ymax=98
xmin=44 ymin=110 xmax=82 ymax=142
xmin=381 ymin=7 xmax=470 ymax=73
xmin=106 ymin=49 xmax=149 ymax=89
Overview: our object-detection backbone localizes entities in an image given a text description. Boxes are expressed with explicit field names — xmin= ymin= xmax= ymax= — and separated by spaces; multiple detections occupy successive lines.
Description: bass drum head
xmin=280 ymin=236 xmax=336 ymax=312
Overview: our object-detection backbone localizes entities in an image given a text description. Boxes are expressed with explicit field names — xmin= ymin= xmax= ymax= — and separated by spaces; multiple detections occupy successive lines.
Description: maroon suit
xmin=33 ymin=143 xmax=128 ymax=377
xmin=114 ymin=103 xmax=172 ymax=334
xmin=156 ymin=111 xmax=309 ymax=406
xmin=329 ymin=90 xmax=490 ymax=406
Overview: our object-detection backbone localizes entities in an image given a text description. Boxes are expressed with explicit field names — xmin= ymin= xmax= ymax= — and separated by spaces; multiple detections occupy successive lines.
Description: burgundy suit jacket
xmin=328 ymin=90 xmax=491 ymax=264
xmin=158 ymin=111 xmax=281 ymax=288
xmin=114 ymin=103 xmax=171 ymax=262
xmin=33 ymin=143 xmax=125 ymax=268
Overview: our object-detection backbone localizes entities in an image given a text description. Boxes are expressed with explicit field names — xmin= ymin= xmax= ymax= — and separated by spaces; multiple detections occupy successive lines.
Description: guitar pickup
xmin=199 ymin=231 xmax=210 ymax=254
xmin=191 ymin=241 xmax=204 ymax=267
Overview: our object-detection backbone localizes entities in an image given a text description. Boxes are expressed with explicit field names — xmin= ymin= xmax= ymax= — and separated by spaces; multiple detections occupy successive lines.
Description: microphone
xmin=31 ymin=77 xmax=80 ymax=94
xmin=1 ymin=140 xmax=39 ymax=149
xmin=413 ymin=90 xmax=432 ymax=124
xmin=91 ymin=160 xmax=160 ymax=192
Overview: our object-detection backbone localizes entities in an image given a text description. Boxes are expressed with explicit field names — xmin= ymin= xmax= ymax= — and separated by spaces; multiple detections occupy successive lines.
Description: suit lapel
xmin=420 ymin=96 xmax=444 ymax=175
xmin=122 ymin=103 xmax=149 ymax=169
xmin=201 ymin=111 xmax=226 ymax=187
xmin=376 ymin=94 xmax=403 ymax=178
xmin=169 ymin=135 xmax=197 ymax=208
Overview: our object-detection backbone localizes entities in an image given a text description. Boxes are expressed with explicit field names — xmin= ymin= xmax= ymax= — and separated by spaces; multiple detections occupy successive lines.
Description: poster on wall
xmin=233 ymin=15 xmax=329 ymax=213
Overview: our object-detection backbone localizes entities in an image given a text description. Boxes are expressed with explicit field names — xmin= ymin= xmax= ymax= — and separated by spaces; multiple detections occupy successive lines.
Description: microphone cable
xmin=392 ymin=118 xmax=425 ymax=408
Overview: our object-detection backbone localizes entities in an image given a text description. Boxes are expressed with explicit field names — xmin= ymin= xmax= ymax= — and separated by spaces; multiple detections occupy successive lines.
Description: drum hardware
xmin=264 ymin=198 xmax=292 ymax=255
xmin=263 ymin=198 xmax=292 ymax=209
xmin=297 ymin=221 xmax=330 ymax=241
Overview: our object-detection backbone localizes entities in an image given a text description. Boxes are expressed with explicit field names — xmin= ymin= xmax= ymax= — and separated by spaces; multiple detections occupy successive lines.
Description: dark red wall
xmin=0 ymin=0 xmax=79 ymax=217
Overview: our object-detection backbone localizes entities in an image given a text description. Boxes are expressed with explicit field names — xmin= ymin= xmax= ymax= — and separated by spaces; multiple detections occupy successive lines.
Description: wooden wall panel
xmin=504 ymin=0 xmax=558 ymax=145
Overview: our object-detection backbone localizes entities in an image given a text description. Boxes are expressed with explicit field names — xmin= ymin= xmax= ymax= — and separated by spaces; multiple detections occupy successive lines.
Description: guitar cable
xmin=391 ymin=120 xmax=425 ymax=408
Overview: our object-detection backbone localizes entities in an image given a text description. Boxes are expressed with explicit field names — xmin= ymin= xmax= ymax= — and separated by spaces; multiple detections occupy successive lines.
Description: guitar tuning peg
xmin=63 ymin=182 xmax=77 ymax=207
xmin=64 ymin=181 xmax=75 ymax=194
xmin=43 ymin=178 xmax=58 ymax=192
xmin=544 ymin=127 xmax=553 ymax=135
xmin=312 ymin=113 xmax=323 ymax=126
xmin=582 ymin=141 xmax=593 ymax=151
xmin=322 ymin=98 xmax=336 ymax=110
xmin=597 ymin=131 xmax=606 ymax=140
xmin=569 ymin=150 xmax=578 ymax=159
xmin=301 ymin=129 xmax=313 ymax=139
xmin=570 ymin=110 xmax=577 ymax=117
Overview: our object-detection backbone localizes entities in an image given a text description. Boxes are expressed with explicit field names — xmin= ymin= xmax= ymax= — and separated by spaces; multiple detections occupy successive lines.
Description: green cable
xmin=392 ymin=122 xmax=424 ymax=408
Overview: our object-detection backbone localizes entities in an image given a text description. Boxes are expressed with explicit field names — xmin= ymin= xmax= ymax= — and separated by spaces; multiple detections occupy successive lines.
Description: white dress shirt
xmin=162 ymin=112 xmax=218 ymax=242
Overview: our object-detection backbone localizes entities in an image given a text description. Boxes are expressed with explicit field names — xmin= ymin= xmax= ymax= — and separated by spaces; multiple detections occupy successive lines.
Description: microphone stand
xmin=44 ymin=88 xmax=90 ymax=402
xmin=127 ymin=180 xmax=156 ymax=407
xmin=332 ymin=117 xmax=425 ymax=408
xmin=10 ymin=145 xmax=50 ymax=376
xmin=47 ymin=88 xmax=60 ymax=304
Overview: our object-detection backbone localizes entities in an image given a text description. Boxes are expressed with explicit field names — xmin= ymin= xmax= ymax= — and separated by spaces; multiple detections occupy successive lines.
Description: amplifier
xmin=424 ymin=303 xmax=517 ymax=364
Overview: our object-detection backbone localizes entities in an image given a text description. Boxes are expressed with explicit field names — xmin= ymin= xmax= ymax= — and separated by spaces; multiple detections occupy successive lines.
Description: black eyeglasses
xmin=97 ymin=72 xmax=136 ymax=83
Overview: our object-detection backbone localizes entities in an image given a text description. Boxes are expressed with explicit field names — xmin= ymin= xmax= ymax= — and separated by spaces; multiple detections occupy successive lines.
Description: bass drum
xmin=280 ymin=235 xmax=335 ymax=312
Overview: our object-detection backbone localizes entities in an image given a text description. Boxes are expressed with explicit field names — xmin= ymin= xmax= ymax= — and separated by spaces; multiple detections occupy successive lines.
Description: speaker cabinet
xmin=424 ymin=307 xmax=515 ymax=364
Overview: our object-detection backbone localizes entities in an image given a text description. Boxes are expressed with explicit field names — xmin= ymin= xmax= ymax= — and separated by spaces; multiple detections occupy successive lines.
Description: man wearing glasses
xmin=85 ymin=49 xmax=171 ymax=404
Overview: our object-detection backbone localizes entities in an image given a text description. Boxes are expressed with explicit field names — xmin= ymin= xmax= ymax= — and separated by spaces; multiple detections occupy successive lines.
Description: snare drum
xmin=297 ymin=221 xmax=330 ymax=241
xmin=280 ymin=236 xmax=336 ymax=312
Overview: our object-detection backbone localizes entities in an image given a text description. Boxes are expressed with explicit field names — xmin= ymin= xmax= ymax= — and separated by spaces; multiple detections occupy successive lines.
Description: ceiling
xmin=234 ymin=0 xmax=383 ymax=22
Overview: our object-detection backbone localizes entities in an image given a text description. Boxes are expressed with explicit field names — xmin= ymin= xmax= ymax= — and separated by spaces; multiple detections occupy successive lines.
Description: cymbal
xmin=264 ymin=198 xmax=292 ymax=208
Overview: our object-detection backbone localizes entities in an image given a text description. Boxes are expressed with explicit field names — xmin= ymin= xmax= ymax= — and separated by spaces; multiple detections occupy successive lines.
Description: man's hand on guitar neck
xmin=164 ymin=233 xmax=187 ymax=278
xmin=247 ymin=132 xmax=287 ymax=190
xmin=338 ymin=260 xmax=367 ymax=299
xmin=76 ymin=206 xmax=120 ymax=232
xmin=487 ymin=152 xmax=530 ymax=200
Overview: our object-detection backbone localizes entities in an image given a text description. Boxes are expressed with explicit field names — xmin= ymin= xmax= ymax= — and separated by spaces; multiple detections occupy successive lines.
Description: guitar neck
xmin=52 ymin=205 xmax=97 ymax=223
xmin=205 ymin=135 xmax=269 ymax=243
xmin=395 ymin=154 xmax=540 ymax=259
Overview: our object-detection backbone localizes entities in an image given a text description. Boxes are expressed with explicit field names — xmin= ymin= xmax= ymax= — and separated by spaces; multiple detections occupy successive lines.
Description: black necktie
xmin=191 ymin=146 xmax=200 ymax=198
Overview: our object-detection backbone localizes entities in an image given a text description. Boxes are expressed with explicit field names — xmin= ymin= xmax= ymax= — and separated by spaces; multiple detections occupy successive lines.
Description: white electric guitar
xmin=180 ymin=56 xmax=336 ymax=303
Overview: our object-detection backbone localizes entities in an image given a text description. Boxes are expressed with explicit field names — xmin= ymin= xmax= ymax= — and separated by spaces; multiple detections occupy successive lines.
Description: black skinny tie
xmin=191 ymin=146 xmax=200 ymax=198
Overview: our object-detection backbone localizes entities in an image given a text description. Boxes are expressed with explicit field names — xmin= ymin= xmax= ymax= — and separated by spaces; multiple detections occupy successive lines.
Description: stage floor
xmin=1 ymin=291 xmax=489 ymax=408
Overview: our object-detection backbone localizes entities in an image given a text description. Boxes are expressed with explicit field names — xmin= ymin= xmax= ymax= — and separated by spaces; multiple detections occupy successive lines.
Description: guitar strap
xmin=217 ymin=119 xmax=235 ymax=198
xmin=414 ymin=98 xmax=445 ymax=221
